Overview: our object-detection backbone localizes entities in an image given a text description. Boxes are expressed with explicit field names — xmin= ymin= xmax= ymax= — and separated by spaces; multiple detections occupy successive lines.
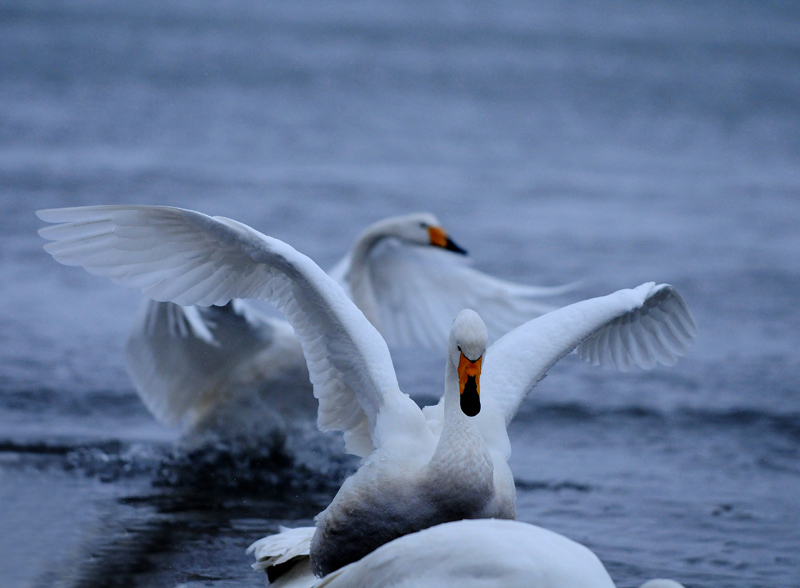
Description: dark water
xmin=1 ymin=1 xmax=799 ymax=587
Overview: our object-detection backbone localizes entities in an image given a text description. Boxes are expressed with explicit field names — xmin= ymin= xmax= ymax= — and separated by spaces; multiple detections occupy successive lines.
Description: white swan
xmin=307 ymin=307 xmax=515 ymax=576
xmin=123 ymin=212 xmax=574 ymax=436
xmin=37 ymin=205 xmax=697 ymax=576
xmin=248 ymin=520 xmax=687 ymax=588
xmin=317 ymin=519 xmax=686 ymax=588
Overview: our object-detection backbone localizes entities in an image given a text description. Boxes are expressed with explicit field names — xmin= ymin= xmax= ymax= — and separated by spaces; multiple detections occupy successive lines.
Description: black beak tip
xmin=445 ymin=238 xmax=468 ymax=255
xmin=460 ymin=388 xmax=481 ymax=417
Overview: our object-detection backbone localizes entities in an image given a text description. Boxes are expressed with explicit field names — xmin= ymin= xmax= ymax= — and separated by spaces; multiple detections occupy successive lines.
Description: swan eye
xmin=419 ymin=222 xmax=428 ymax=229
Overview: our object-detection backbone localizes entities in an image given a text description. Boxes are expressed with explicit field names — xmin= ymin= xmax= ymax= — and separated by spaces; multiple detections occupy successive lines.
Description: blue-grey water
xmin=1 ymin=2 xmax=799 ymax=587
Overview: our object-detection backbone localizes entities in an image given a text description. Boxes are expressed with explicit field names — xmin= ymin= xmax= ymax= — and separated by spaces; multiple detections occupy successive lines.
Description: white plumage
xmin=318 ymin=519 xmax=617 ymax=588
xmin=249 ymin=519 xmax=687 ymax=588
xmin=37 ymin=205 xmax=697 ymax=578
xmin=119 ymin=212 xmax=573 ymax=434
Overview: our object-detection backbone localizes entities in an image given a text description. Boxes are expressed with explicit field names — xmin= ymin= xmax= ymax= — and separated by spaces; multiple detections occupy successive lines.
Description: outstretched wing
xmin=37 ymin=205 xmax=425 ymax=457
xmin=365 ymin=240 xmax=578 ymax=347
xmin=482 ymin=282 xmax=697 ymax=426
xmin=125 ymin=299 xmax=303 ymax=428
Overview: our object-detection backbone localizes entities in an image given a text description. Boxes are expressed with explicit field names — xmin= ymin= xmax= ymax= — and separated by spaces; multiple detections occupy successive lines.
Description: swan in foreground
xmin=249 ymin=521 xmax=687 ymax=588
xmin=295 ymin=519 xmax=685 ymax=588
xmin=37 ymin=205 xmax=697 ymax=575
xmin=123 ymin=212 xmax=574 ymax=437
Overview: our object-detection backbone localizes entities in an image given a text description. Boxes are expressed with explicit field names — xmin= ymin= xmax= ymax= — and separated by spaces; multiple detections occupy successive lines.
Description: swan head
xmin=373 ymin=213 xmax=467 ymax=255
xmin=449 ymin=309 xmax=488 ymax=417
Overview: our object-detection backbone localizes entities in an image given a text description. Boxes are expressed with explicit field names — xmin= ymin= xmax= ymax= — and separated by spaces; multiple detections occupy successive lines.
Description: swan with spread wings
xmin=38 ymin=205 xmax=697 ymax=577
xmin=122 ymin=212 xmax=573 ymax=437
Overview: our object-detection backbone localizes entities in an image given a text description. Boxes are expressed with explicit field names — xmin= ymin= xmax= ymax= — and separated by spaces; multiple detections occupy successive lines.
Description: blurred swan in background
xmin=121 ymin=212 xmax=575 ymax=437
xmin=38 ymin=205 xmax=697 ymax=576
xmin=249 ymin=520 xmax=687 ymax=588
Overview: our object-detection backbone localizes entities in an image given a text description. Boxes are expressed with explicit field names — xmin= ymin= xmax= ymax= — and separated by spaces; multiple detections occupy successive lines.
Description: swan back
xmin=316 ymin=519 xmax=617 ymax=588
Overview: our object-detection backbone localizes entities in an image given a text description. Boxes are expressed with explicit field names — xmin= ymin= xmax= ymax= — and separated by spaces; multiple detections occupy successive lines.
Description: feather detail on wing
xmin=124 ymin=299 xmax=291 ymax=427
xmin=247 ymin=526 xmax=314 ymax=571
xmin=482 ymin=282 xmax=697 ymax=426
xmin=577 ymin=284 xmax=697 ymax=371
xmin=37 ymin=205 xmax=424 ymax=457
xmin=365 ymin=240 xmax=578 ymax=347
xmin=247 ymin=527 xmax=317 ymax=587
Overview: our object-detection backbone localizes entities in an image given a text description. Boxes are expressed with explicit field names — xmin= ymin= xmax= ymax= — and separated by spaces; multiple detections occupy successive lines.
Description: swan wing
xmin=37 ymin=205 xmax=425 ymax=457
xmin=482 ymin=282 xmax=697 ymax=425
xmin=247 ymin=526 xmax=313 ymax=570
xmin=247 ymin=527 xmax=317 ymax=587
xmin=124 ymin=298 xmax=292 ymax=427
xmin=326 ymin=252 xmax=352 ymax=292
xmin=366 ymin=241 xmax=577 ymax=347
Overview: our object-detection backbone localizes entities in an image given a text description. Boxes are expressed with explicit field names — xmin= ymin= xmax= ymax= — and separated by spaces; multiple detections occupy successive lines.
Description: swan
xmin=316 ymin=519 xmax=686 ymax=588
xmin=122 ymin=212 xmax=574 ymax=436
xmin=248 ymin=521 xmax=687 ymax=588
xmin=37 ymin=205 xmax=697 ymax=575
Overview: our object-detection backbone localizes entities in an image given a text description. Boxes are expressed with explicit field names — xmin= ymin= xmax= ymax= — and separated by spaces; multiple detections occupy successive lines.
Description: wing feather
xmin=125 ymin=299 xmax=292 ymax=427
xmin=38 ymin=205 xmax=425 ymax=457
xmin=482 ymin=283 xmax=697 ymax=425
xmin=247 ymin=526 xmax=314 ymax=571
xmin=365 ymin=240 xmax=578 ymax=347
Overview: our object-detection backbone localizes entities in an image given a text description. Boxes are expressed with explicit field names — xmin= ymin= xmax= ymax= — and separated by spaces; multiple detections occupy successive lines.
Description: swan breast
xmin=310 ymin=445 xmax=502 ymax=577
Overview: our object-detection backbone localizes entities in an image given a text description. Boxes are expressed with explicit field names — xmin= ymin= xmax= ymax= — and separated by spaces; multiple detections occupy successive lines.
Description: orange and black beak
xmin=428 ymin=226 xmax=467 ymax=255
xmin=458 ymin=352 xmax=482 ymax=417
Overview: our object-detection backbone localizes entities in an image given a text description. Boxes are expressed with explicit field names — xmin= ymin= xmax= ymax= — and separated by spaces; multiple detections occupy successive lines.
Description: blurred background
xmin=1 ymin=1 xmax=798 ymax=587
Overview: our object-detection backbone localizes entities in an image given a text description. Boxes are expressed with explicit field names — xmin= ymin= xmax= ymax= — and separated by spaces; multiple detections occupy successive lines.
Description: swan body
xmin=317 ymin=519 xmax=686 ymax=588
xmin=123 ymin=212 xmax=573 ymax=435
xmin=248 ymin=520 xmax=687 ymax=588
xmin=126 ymin=299 xmax=313 ymax=438
xmin=309 ymin=309 xmax=515 ymax=576
xmin=318 ymin=519 xmax=615 ymax=588
xmin=37 ymin=205 xmax=697 ymax=575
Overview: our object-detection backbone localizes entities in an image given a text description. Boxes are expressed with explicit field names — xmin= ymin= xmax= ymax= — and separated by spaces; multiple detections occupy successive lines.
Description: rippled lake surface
xmin=1 ymin=2 xmax=799 ymax=587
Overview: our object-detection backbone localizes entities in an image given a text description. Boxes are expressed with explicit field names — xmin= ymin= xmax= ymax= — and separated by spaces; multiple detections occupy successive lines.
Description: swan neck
xmin=435 ymin=359 xmax=483 ymax=453
xmin=443 ymin=358 xmax=465 ymax=418
xmin=347 ymin=229 xmax=386 ymax=332
xmin=425 ymin=358 xmax=493 ymax=505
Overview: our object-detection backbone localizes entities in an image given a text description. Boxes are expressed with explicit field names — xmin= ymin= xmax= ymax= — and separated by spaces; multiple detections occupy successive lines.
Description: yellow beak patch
xmin=458 ymin=353 xmax=482 ymax=395
xmin=428 ymin=225 xmax=449 ymax=248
